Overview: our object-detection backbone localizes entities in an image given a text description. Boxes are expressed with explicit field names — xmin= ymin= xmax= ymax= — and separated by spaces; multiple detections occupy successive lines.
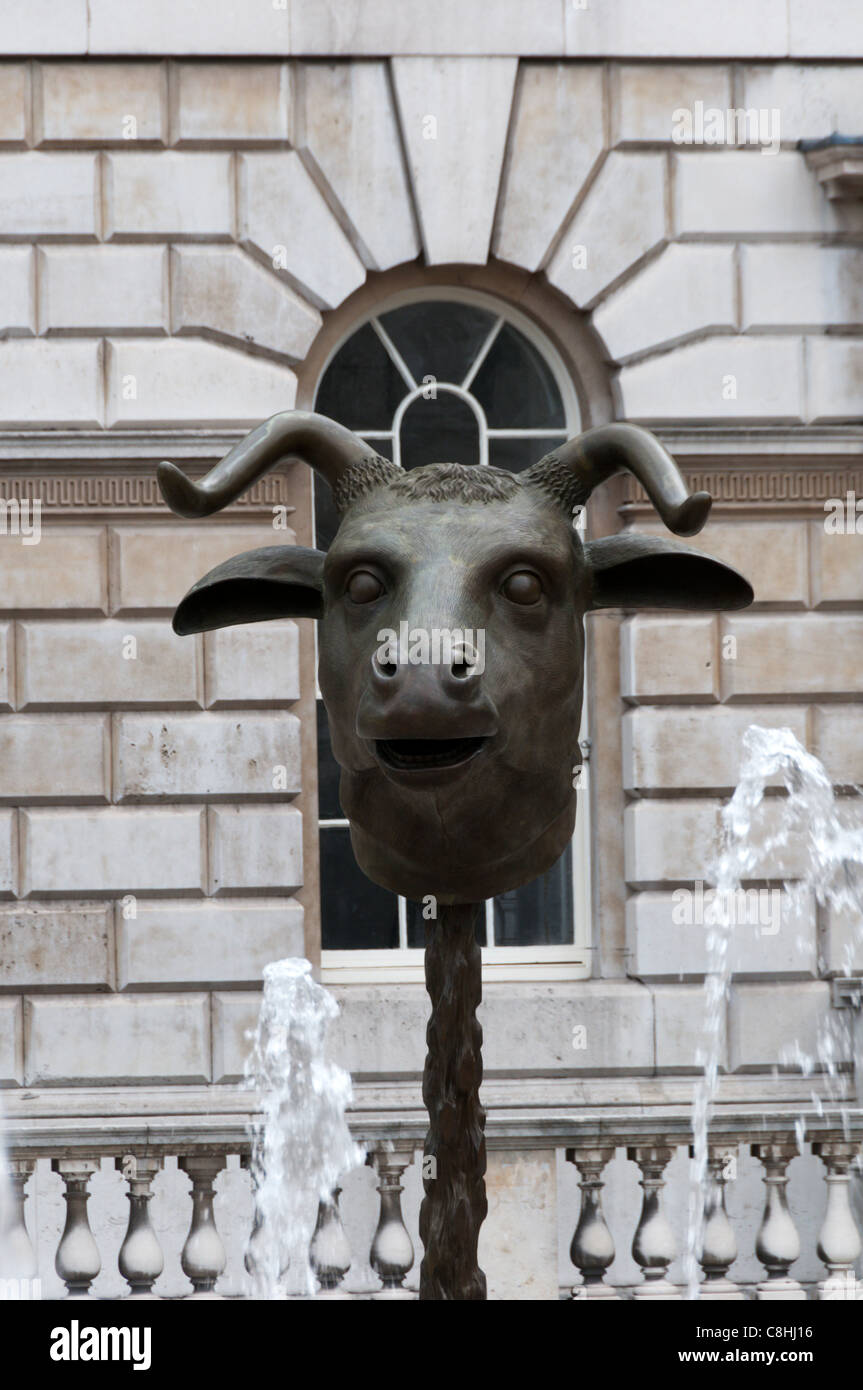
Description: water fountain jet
xmin=686 ymin=724 xmax=863 ymax=1299
xmin=244 ymin=958 xmax=364 ymax=1299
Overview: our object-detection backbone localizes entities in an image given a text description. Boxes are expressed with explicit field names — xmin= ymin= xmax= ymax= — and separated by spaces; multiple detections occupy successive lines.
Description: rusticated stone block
xmin=20 ymin=807 xmax=206 ymax=895
xmin=113 ymin=712 xmax=300 ymax=800
xmin=0 ymin=903 xmax=113 ymax=989
xmin=118 ymin=898 xmax=304 ymax=989
xmin=24 ymin=993 xmax=211 ymax=1084
xmin=17 ymin=620 xmax=202 ymax=709
xmin=208 ymin=805 xmax=303 ymax=894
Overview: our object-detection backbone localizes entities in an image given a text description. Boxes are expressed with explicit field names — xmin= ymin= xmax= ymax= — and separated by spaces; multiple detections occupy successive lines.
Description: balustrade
xmin=52 ymin=1158 xmax=101 ymax=1298
xmin=629 ymin=1145 xmax=679 ymax=1299
xmin=116 ymin=1155 xmax=164 ymax=1299
xmin=566 ymin=1146 xmax=618 ymax=1299
xmin=2 ymin=1131 xmax=860 ymax=1300
xmin=366 ymin=1145 xmax=415 ymax=1300
xmin=751 ymin=1142 xmax=807 ymax=1301
xmin=691 ymin=1144 xmax=744 ymax=1300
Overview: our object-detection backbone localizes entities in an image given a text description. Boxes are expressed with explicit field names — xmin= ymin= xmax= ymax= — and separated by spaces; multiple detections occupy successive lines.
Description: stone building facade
xmin=1 ymin=1 xmax=862 ymax=1298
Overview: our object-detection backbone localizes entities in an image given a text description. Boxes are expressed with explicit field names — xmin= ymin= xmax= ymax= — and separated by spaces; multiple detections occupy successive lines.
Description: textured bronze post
xmin=419 ymin=903 xmax=487 ymax=1300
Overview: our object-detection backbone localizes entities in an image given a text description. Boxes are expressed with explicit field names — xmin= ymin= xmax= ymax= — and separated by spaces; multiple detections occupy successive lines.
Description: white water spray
xmin=244 ymin=958 xmax=364 ymax=1299
xmin=686 ymin=724 xmax=863 ymax=1297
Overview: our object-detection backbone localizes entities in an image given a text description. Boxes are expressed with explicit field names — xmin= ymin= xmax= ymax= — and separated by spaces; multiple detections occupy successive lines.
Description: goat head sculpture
xmin=158 ymin=411 xmax=752 ymax=905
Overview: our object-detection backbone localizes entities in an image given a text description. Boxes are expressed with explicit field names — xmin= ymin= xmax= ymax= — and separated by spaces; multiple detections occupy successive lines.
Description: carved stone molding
xmin=801 ymin=135 xmax=863 ymax=201
xmin=1 ymin=429 xmax=861 ymax=520
xmin=0 ymin=470 xmax=294 ymax=520
xmin=622 ymin=460 xmax=863 ymax=517
xmin=0 ymin=431 xmax=298 ymax=520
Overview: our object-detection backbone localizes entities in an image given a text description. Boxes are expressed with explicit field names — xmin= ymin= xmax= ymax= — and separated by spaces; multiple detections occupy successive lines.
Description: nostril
xmin=450 ymin=645 xmax=477 ymax=681
xmin=372 ymin=651 xmax=399 ymax=679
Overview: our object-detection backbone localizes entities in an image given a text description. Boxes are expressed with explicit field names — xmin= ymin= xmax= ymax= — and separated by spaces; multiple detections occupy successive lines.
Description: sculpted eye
xmin=346 ymin=570 xmax=384 ymax=604
xmin=501 ymin=570 xmax=543 ymax=606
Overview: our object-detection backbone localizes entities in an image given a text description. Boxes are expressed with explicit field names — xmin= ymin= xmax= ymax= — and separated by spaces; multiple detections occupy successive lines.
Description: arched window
xmin=314 ymin=290 xmax=590 ymax=982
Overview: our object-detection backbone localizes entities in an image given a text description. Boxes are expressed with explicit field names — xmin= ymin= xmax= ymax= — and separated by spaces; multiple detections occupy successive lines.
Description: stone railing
xmin=565 ymin=1134 xmax=862 ymax=1301
xmin=2 ymin=1136 xmax=421 ymax=1302
xmin=3 ymin=1092 xmax=862 ymax=1300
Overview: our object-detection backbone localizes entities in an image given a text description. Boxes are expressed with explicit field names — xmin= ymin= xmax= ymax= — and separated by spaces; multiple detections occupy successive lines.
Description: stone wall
xmin=0 ymin=505 xmax=308 ymax=1086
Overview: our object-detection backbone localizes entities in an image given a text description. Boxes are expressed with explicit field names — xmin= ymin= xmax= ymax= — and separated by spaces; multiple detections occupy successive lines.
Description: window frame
xmin=313 ymin=286 xmax=592 ymax=984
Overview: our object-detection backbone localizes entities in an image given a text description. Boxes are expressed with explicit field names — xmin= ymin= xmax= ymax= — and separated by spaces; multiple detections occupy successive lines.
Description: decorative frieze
xmin=622 ymin=461 xmax=863 ymax=514
xmin=0 ymin=470 xmax=294 ymax=519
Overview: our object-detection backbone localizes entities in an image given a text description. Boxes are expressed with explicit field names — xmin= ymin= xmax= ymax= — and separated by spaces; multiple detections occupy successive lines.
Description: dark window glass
xmin=399 ymin=391 xmax=480 ymax=470
xmin=320 ymin=828 xmax=399 ymax=950
xmin=379 ymin=301 xmax=495 ymax=386
xmin=492 ymin=847 xmax=574 ymax=946
xmin=488 ymin=435 xmax=567 ymax=473
xmin=316 ymin=702 xmax=342 ymax=821
xmin=315 ymin=321 xmax=405 ymax=431
xmin=471 ymin=323 xmax=566 ymax=429
xmin=368 ymin=437 xmax=393 ymax=460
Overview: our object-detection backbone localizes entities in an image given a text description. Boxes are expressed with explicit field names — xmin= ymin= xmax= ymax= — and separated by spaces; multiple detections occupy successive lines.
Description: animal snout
xmin=370 ymin=642 xmax=482 ymax=696
xmin=359 ymin=634 xmax=497 ymax=742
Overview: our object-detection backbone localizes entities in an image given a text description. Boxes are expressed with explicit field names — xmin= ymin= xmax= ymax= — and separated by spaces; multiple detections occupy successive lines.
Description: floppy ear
xmin=584 ymin=534 xmax=753 ymax=611
xmin=172 ymin=545 xmax=326 ymax=634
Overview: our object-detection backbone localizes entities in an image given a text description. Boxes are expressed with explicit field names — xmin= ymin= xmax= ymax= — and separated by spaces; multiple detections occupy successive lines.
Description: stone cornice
xmin=0 ymin=428 xmax=860 ymax=519
xmin=3 ymin=1078 xmax=859 ymax=1156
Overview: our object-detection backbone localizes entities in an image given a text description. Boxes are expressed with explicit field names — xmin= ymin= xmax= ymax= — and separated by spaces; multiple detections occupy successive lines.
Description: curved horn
xmin=157 ymin=410 xmax=396 ymax=519
xmin=524 ymin=422 xmax=712 ymax=537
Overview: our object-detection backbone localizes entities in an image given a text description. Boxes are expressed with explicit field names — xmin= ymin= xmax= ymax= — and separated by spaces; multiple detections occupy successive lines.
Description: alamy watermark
xmin=671 ymin=880 xmax=781 ymax=936
xmin=0 ymin=1276 xmax=42 ymax=1300
xmin=671 ymin=101 xmax=781 ymax=155
xmin=50 ymin=1320 xmax=151 ymax=1371
xmin=824 ymin=492 xmax=863 ymax=534
xmin=0 ymin=497 xmax=41 ymax=545
xmin=376 ymin=623 xmax=485 ymax=675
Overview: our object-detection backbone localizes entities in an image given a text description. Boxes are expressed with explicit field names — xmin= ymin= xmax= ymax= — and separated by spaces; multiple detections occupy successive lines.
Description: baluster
xmin=566 ymin=1146 xmax=618 ymax=1300
xmin=240 ymin=1154 xmax=264 ymax=1283
xmin=812 ymin=1140 xmax=863 ymax=1300
xmin=368 ymin=1146 xmax=415 ymax=1300
xmin=179 ymin=1155 xmax=227 ymax=1298
xmin=628 ymin=1145 xmax=679 ymax=1299
xmin=1 ymin=1159 xmax=38 ymax=1286
xmin=52 ymin=1158 xmax=101 ymax=1298
xmin=115 ymin=1154 xmax=164 ymax=1298
xmin=689 ymin=1143 xmax=744 ymax=1300
xmin=310 ymin=1188 xmax=352 ymax=1299
xmin=750 ymin=1142 xmax=806 ymax=1300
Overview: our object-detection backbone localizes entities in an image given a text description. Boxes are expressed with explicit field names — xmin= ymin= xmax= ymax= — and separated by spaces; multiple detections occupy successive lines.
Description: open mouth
xmin=375 ymin=736 xmax=489 ymax=771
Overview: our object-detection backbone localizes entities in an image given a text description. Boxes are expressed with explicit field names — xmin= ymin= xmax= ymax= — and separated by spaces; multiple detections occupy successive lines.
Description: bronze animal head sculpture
xmin=158 ymin=411 xmax=752 ymax=906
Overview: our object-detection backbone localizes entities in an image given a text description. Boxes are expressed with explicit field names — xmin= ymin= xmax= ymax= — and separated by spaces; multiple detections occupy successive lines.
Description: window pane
xmin=320 ymin=828 xmax=399 ymax=949
xmin=366 ymin=437 xmax=393 ymax=460
xmin=315 ymin=321 xmax=406 ymax=431
xmin=488 ymin=435 xmax=567 ymax=473
xmin=492 ymin=847 xmax=574 ymax=946
xmin=400 ymin=391 xmax=480 ymax=469
xmin=316 ymin=701 xmax=342 ymax=820
xmin=379 ymin=301 xmax=495 ymax=386
xmin=471 ymin=323 xmax=566 ymax=429
xmin=406 ymin=898 xmax=487 ymax=948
